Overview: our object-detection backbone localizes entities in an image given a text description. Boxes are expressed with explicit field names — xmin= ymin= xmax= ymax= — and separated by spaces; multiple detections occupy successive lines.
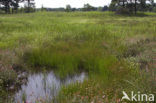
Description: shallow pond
xmin=14 ymin=72 xmax=86 ymax=103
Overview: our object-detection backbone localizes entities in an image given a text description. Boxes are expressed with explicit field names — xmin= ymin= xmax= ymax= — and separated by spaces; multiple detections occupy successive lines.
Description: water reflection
xmin=14 ymin=72 xmax=86 ymax=103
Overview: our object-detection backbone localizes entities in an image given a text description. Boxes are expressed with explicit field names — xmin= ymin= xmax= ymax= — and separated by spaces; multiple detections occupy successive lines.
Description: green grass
xmin=0 ymin=11 xmax=156 ymax=102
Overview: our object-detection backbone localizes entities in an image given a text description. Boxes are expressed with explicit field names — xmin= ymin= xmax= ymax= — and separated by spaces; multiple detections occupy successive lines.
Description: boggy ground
xmin=0 ymin=11 xmax=155 ymax=102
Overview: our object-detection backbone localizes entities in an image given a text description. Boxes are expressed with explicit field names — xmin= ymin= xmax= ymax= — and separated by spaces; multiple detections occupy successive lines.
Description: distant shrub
xmin=153 ymin=7 xmax=156 ymax=12
xmin=116 ymin=6 xmax=132 ymax=15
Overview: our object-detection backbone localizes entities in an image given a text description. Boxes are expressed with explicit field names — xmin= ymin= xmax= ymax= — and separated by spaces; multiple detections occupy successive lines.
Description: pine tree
xmin=23 ymin=0 xmax=35 ymax=12
xmin=0 ymin=0 xmax=12 ymax=13
xmin=0 ymin=0 xmax=23 ymax=13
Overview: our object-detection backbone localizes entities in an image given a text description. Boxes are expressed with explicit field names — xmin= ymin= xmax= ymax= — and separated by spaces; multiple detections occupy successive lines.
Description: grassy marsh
xmin=0 ymin=11 xmax=156 ymax=102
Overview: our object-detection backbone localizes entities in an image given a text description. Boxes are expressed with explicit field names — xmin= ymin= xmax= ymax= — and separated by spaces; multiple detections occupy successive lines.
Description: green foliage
xmin=83 ymin=4 xmax=96 ymax=11
xmin=109 ymin=1 xmax=117 ymax=11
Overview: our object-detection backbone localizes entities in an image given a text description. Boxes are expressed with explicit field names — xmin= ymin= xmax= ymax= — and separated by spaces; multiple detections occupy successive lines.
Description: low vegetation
xmin=0 ymin=11 xmax=155 ymax=102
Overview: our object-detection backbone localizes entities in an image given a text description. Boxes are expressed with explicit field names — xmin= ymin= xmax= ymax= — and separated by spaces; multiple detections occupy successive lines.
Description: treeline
xmin=41 ymin=1 xmax=156 ymax=14
xmin=0 ymin=0 xmax=35 ymax=14
xmin=40 ymin=4 xmax=109 ymax=12
xmin=0 ymin=0 xmax=156 ymax=14
xmin=109 ymin=0 xmax=156 ymax=14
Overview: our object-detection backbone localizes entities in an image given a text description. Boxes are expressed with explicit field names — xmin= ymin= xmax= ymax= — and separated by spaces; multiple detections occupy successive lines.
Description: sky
xmin=34 ymin=0 xmax=112 ymax=8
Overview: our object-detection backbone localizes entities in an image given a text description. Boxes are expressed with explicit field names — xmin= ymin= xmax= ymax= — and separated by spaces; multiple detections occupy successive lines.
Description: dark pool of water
xmin=14 ymin=72 xmax=86 ymax=103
